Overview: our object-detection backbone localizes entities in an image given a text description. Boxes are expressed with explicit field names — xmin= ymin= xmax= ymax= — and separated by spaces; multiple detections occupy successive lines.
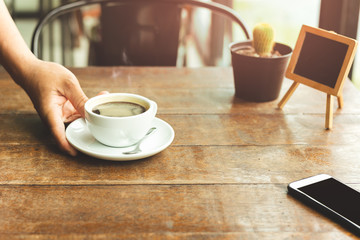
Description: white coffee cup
xmin=84 ymin=93 xmax=157 ymax=147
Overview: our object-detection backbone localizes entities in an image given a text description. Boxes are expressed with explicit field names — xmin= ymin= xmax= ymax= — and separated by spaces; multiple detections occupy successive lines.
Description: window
xmin=233 ymin=0 xmax=321 ymax=47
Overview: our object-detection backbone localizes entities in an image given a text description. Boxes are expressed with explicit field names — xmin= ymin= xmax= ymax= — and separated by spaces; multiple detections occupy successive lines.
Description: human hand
xmin=0 ymin=0 xmax=104 ymax=156
xmin=20 ymin=60 xmax=89 ymax=156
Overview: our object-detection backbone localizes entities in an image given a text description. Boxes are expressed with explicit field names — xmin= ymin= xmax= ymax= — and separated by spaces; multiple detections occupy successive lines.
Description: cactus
xmin=252 ymin=23 xmax=275 ymax=57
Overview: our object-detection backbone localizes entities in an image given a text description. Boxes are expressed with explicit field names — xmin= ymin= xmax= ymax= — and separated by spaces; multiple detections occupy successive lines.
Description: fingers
xmin=62 ymin=74 xmax=88 ymax=118
xmin=48 ymin=111 xmax=78 ymax=156
xmin=63 ymin=113 xmax=82 ymax=123
xmin=97 ymin=90 xmax=110 ymax=96
xmin=65 ymin=90 xmax=108 ymax=119
xmin=67 ymin=87 xmax=88 ymax=118
xmin=54 ymin=129 xmax=77 ymax=157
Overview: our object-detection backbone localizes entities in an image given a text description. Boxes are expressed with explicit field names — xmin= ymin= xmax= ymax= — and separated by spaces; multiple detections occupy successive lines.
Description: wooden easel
xmin=278 ymin=25 xmax=357 ymax=130
xmin=278 ymin=82 xmax=343 ymax=129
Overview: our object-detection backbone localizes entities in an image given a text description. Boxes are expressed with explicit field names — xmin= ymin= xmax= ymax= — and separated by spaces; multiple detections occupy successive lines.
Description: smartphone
xmin=288 ymin=174 xmax=360 ymax=235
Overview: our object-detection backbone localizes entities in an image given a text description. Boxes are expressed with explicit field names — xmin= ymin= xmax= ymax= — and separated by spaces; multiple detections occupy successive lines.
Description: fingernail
xmin=68 ymin=149 xmax=77 ymax=157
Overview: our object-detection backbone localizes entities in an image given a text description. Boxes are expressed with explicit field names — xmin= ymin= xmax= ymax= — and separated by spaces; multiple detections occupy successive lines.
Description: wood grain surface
xmin=1 ymin=67 xmax=360 ymax=239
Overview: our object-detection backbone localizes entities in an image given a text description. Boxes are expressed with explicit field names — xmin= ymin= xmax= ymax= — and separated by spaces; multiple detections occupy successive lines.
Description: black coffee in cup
xmin=92 ymin=101 xmax=146 ymax=117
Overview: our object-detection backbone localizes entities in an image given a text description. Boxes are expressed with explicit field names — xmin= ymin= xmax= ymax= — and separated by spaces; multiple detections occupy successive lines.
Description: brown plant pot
xmin=230 ymin=40 xmax=292 ymax=102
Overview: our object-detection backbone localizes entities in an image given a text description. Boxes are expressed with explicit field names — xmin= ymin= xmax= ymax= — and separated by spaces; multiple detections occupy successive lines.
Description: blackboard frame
xmin=286 ymin=25 xmax=357 ymax=96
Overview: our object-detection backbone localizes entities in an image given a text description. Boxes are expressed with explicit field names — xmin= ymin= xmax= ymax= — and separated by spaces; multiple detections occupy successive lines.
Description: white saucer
xmin=66 ymin=118 xmax=175 ymax=161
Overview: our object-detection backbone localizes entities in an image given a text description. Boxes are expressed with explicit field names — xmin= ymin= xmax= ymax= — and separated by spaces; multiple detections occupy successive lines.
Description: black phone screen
xmin=299 ymin=178 xmax=360 ymax=225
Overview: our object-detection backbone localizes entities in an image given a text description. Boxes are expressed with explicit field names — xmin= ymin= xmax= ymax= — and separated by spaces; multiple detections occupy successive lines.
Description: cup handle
xmin=150 ymin=100 xmax=157 ymax=116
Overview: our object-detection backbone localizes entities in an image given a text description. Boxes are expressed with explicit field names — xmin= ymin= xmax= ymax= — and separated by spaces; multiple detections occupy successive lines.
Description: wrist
xmin=5 ymin=53 xmax=40 ymax=88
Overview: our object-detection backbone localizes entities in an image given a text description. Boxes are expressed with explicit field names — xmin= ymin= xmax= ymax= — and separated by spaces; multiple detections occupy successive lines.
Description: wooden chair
xmin=31 ymin=0 xmax=250 ymax=67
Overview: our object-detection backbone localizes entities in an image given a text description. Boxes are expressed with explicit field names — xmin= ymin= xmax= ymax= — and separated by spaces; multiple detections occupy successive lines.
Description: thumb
xmin=64 ymin=79 xmax=88 ymax=118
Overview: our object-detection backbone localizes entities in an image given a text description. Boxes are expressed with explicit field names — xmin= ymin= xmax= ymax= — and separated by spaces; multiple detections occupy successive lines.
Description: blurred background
xmin=4 ymin=0 xmax=360 ymax=89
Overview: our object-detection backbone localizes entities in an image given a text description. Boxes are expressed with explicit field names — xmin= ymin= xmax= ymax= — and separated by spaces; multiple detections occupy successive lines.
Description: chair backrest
xmin=31 ymin=0 xmax=250 ymax=67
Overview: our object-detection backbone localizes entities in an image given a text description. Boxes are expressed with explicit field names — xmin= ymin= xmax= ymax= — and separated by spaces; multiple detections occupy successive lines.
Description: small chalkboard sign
xmin=278 ymin=25 xmax=358 ymax=129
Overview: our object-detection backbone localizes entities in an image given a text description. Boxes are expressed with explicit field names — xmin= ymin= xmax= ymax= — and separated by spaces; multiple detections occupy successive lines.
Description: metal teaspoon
xmin=122 ymin=127 xmax=157 ymax=155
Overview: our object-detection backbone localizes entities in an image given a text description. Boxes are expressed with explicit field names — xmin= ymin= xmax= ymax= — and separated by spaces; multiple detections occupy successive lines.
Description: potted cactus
xmin=230 ymin=23 xmax=292 ymax=102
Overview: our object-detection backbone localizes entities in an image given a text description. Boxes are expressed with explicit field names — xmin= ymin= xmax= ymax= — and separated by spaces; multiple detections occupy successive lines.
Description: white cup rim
xmin=85 ymin=93 xmax=154 ymax=120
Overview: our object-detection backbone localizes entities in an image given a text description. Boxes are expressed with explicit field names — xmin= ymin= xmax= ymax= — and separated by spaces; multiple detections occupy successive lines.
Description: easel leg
xmin=278 ymin=82 xmax=299 ymax=109
xmin=325 ymin=94 xmax=333 ymax=130
xmin=337 ymin=95 xmax=344 ymax=109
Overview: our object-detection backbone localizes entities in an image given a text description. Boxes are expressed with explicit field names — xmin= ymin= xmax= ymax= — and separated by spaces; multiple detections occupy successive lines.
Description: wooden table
xmin=1 ymin=66 xmax=360 ymax=239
